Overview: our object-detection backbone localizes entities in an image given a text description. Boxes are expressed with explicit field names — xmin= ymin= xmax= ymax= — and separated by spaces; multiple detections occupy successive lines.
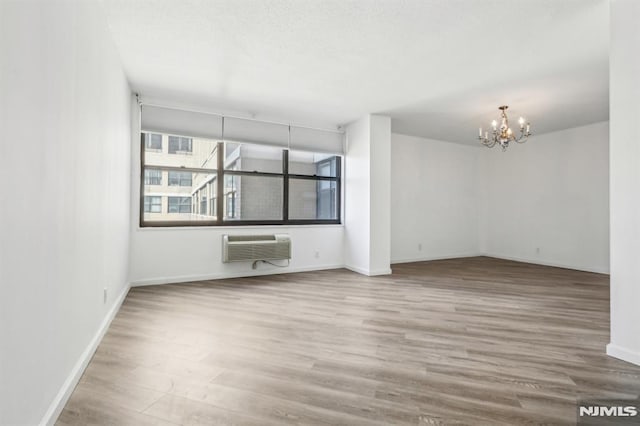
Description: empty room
xmin=2 ymin=0 xmax=640 ymax=425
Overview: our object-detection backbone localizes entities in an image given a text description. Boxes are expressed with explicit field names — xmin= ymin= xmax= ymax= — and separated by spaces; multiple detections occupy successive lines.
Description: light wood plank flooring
xmin=57 ymin=257 xmax=640 ymax=425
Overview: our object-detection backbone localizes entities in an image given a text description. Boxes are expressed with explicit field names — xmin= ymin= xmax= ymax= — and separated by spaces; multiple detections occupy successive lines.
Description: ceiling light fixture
xmin=478 ymin=105 xmax=531 ymax=151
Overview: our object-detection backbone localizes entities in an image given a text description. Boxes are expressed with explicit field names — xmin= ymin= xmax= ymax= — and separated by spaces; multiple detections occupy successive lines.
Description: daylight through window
xmin=140 ymin=133 xmax=342 ymax=226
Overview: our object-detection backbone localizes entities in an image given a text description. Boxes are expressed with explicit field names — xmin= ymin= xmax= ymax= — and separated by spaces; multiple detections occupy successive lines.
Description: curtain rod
xmin=139 ymin=100 xmax=345 ymax=135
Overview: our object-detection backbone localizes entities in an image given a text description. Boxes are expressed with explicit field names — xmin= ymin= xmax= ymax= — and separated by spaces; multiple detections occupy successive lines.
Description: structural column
xmin=344 ymin=114 xmax=392 ymax=276
xmin=608 ymin=0 xmax=640 ymax=366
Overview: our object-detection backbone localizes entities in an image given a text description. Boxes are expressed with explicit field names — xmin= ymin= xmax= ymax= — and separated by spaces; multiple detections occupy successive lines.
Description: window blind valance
xmin=224 ymin=116 xmax=289 ymax=148
xmin=141 ymin=105 xmax=223 ymax=140
xmin=140 ymin=104 xmax=344 ymax=155
xmin=289 ymin=126 xmax=344 ymax=154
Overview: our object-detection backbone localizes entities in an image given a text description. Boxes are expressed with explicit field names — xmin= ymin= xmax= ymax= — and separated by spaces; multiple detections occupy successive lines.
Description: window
xmin=288 ymin=153 xmax=339 ymax=220
xmin=141 ymin=132 xmax=217 ymax=224
xmin=200 ymin=196 xmax=207 ymax=215
xmin=168 ymin=171 xmax=192 ymax=186
xmin=140 ymin=133 xmax=341 ymax=227
xmin=168 ymin=136 xmax=192 ymax=154
xmin=226 ymin=191 xmax=236 ymax=219
xmin=224 ymin=142 xmax=282 ymax=173
xmin=289 ymin=179 xmax=338 ymax=220
xmin=144 ymin=196 xmax=162 ymax=213
xmin=144 ymin=168 xmax=162 ymax=185
xmin=168 ymin=197 xmax=191 ymax=214
xmin=223 ymin=174 xmax=283 ymax=221
xmin=145 ymin=133 xmax=162 ymax=150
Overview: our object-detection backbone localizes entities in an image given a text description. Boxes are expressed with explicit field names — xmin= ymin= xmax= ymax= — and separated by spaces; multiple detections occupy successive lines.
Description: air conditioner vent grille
xmin=222 ymin=234 xmax=291 ymax=263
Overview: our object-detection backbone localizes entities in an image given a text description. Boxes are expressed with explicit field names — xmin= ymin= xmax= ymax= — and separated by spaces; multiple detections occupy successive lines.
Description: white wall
xmin=129 ymin=226 xmax=344 ymax=285
xmin=0 ymin=1 xmax=132 ymax=424
xmin=391 ymin=134 xmax=482 ymax=263
xmin=391 ymin=123 xmax=609 ymax=274
xmin=129 ymin=105 xmax=344 ymax=285
xmin=480 ymin=122 xmax=610 ymax=274
xmin=608 ymin=0 xmax=640 ymax=366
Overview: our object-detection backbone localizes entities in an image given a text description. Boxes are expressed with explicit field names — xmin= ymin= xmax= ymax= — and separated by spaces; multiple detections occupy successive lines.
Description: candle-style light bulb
xmin=526 ymin=123 xmax=530 ymax=133
xmin=507 ymin=128 xmax=513 ymax=136
xmin=518 ymin=117 xmax=525 ymax=128
xmin=479 ymin=127 xmax=483 ymax=138
xmin=491 ymin=120 xmax=497 ymax=130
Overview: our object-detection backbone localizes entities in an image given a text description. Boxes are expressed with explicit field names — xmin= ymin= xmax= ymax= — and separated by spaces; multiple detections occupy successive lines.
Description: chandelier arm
xmin=513 ymin=131 xmax=529 ymax=143
xmin=482 ymin=138 xmax=497 ymax=148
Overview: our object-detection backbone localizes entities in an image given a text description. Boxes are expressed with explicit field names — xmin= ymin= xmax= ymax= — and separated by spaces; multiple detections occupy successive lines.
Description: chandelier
xmin=478 ymin=105 xmax=531 ymax=150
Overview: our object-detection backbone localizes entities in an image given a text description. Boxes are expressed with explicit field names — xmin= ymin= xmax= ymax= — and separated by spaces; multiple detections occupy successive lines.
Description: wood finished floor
xmin=57 ymin=257 xmax=640 ymax=426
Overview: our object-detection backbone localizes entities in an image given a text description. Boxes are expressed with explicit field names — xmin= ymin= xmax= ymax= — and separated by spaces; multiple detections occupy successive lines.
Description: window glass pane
xmin=289 ymin=179 xmax=338 ymax=220
xmin=144 ymin=168 xmax=162 ymax=185
xmin=143 ymin=132 xmax=217 ymax=169
xmin=224 ymin=142 xmax=282 ymax=173
xmin=288 ymin=151 xmax=338 ymax=177
xmin=144 ymin=133 xmax=162 ymax=150
xmin=142 ymin=166 xmax=217 ymax=223
xmin=223 ymin=174 xmax=283 ymax=221
xmin=168 ymin=136 xmax=192 ymax=154
xmin=141 ymin=131 xmax=342 ymax=226
xmin=168 ymin=196 xmax=192 ymax=214
xmin=192 ymin=173 xmax=217 ymax=218
xmin=168 ymin=171 xmax=192 ymax=187
xmin=200 ymin=196 xmax=207 ymax=215
xmin=143 ymin=196 xmax=162 ymax=213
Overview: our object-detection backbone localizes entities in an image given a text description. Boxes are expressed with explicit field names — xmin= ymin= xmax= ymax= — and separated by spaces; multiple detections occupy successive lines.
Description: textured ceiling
xmin=101 ymin=0 xmax=609 ymax=144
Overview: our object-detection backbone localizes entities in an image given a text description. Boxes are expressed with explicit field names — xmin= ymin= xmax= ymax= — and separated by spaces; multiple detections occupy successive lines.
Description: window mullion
xmin=139 ymin=133 xmax=145 ymax=227
xmin=216 ymin=142 xmax=224 ymax=225
xmin=283 ymin=149 xmax=289 ymax=223
xmin=336 ymin=155 xmax=342 ymax=222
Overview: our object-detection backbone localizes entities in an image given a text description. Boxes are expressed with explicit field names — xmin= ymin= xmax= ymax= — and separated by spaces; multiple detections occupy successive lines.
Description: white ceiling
xmin=101 ymin=0 xmax=609 ymax=145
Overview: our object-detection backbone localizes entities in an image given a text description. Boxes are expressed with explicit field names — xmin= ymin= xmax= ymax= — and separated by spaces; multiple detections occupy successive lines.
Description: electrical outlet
xmin=418 ymin=243 xmax=422 ymax=251
xmin=314 ymin=251 xmax=320 ymax=259
xmin=536 ymin=247 xmax=540 ymax=255
xmin=103 ymin=288 xmax=107 ymax=304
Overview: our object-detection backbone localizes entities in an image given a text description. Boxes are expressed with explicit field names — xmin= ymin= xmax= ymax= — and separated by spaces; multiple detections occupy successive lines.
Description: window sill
xmin=135 ymin=223 xmax=344 ymax=232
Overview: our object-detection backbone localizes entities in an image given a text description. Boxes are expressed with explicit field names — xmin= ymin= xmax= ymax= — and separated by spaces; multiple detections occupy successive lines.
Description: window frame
xmin=140 ymin=136 xmax=342 ymax=227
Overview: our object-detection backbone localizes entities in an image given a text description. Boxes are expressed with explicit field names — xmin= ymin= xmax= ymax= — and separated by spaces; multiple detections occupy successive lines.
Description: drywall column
xmin=608 ymin=0 xmax=640 ymax=366
xmin=369 ymin=115 xmax=392 ymax=274
xmin=344 ymin=115 xmax=392 ymax=276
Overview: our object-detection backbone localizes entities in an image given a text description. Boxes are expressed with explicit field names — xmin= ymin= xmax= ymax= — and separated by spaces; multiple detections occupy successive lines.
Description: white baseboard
xmin=343 ymin=264 xmax=369 ymax=275
xmin=130 ymin=263 xmax=345 ymax=287
xmin=40 ymin=283 xmax=130 ymax=426
xmin=368 ymin=268 xmax=393 ymax=276
xmin=391 ymin=252 xmax=483 ymax=265
xmin=344 ymin=265 xmax=393 ymax=276
xmin=483 ymin=253 xmax=610 ymax=275
xmin=607 ymin=343 xmax=640 ymax=366
xmin=132 ymin=253 xmax=608 ymax=287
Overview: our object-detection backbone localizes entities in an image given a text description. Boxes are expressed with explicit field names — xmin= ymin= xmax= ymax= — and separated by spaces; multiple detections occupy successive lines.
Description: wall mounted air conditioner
xmin=222 ymin=234 xmax=291 ymax=263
